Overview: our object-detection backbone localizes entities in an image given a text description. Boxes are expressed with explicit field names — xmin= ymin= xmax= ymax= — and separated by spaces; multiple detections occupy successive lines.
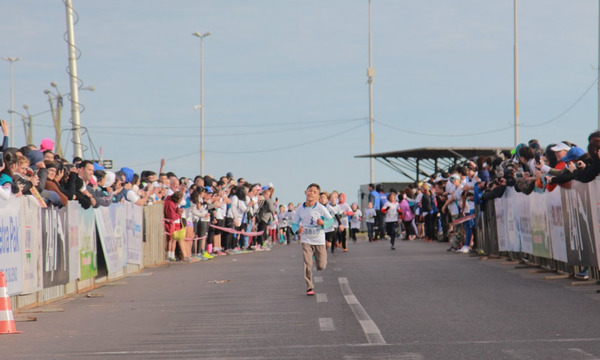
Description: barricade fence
xmin=477 ymin=180 xmax=600 ymax=278
xmin=0 ymin=198 xmax=165 ymax=310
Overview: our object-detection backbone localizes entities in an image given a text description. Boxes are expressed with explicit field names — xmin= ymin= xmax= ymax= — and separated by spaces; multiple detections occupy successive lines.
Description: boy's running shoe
xmin=306 ymin=289 xmax=315 ymax=296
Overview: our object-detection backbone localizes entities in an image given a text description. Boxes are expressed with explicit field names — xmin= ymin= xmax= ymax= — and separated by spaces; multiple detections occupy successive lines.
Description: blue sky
xmin=1 ymin=1 xmax=599 ymax=204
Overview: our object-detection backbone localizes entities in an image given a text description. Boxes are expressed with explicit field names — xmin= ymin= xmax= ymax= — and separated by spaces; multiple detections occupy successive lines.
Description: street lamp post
xmin=2 ymin=57 xmax=20 ymax=147
xmin=367 ymin=0 xmax=375 ymax=184
xmin=513 ymin=0 xmax=520 ymax=147
xmin=192 ymin=31 xmax=211 ymax=176
xmin=22 ymin=104 xmax=33 ymax=145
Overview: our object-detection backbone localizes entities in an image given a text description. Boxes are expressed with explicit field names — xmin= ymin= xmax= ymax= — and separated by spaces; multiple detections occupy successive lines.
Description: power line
xmin=211 ymin=122 xmax=366 ymax=154
xmin=521 ymin=76 xmax=598 ymax=128
xmin=127 ymin=122 xmax=366 ymax=167
xmin=376 ymin=121 xmax=513 ymax=137
xmin=83 ymin=118 xmax=366 ymax=138
xmin=83 ymin=117 xmax=368 ymax=130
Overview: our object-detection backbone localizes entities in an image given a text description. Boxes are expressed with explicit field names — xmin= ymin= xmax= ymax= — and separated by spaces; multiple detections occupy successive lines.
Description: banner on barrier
xmin=109 ymin=204 xmax=128 ymax=268
xmin=68 ymin=202 xmax=97 ymax=281
xmin=42 ymin=207 xmax=69 ymax=288
xmin=546 ymin=188 xmax=567 ymax=263
xmin=0 ymin=198 xmax=23 ymax=295
xmin=561 ymin=182 xmax=597 ymax=267
xmin=530 ymin=192 xmax=552 ymax=259
xmin=20 ymin=197 xmax=42 ymax=295
xmin=95 ymin=207 xmax=122 ymax=275
xmin=126 ymin=203 xmax=143 ymax=265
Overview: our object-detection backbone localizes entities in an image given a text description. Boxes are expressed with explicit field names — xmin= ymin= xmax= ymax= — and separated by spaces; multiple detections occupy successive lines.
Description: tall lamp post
xmin=8 ymin=104 xmax=41 ymax=145
xmin=513 ymin=0 xmax=520 ymax=147
xmin=2 ymin=57 xmax=20 ymax=147
xmin=367 ymin=1 xmax=375 ymax=184
xmin=192 ymin=31 xmax=211 ymax=176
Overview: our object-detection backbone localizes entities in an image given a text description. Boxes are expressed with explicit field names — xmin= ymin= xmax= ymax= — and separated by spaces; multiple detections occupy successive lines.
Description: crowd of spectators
xmin=366 ymin=130 xmax=600 ymax=265
xmin=0 ymin=121 xmax=298 ymax=263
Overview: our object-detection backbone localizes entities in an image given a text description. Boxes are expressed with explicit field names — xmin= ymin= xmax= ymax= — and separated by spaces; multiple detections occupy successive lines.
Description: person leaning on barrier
xmin=110 ymin=170 xmax=153 ymax=206
xmin=43 ymin=161 xmax=68 ymax=207
xmin=88 ymin=170 xmax=112 ymax=207
xmin=573 ymin=132 xmax=600 ymax=183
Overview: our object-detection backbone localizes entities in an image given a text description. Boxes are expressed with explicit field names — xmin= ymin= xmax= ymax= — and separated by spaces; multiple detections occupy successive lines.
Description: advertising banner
xmin=42 ymin=207 xmax=69 ymax=287
xmin=95 ymin=207 xmax=122 ymax=274
xmin=546 ymin=187 xmax=567 ymax=263
xmin=109 ymin=204 xmax=128 ymax=267
xmin=68 ymin=202 xmax=97 ymax=281
xmin=0 ymin=198 xmax=22 ymax=295
xmin=503 ymin=188 xmax=521 ymax=252
xmin=529 ymin=192 xmax=552 ymax=259
xmin=561 ymin=181 xmax=598 ymax=267
xmin=517 ymin=191 xmax=533 ymax=255
xmin=126 ymin=203 xmax=143 ymax=265
xmin=20 ymin=197 xmax=42 ymax=295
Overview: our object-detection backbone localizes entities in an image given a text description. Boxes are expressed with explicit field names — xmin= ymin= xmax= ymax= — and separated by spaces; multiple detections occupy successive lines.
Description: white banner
xmin=0 ymin=198 xmax=23 ymax=295
xmin=546 ymin=188 xmax=568 ymax=263
xmin=95 ymin=207 xmax=122 ymax=275
xmin=503 ymin=188 xmax=521 ymax=252
xmin=126 ymin=203 xmax=143 ymax=265
xmin=20 ymin=197 xmax=42 ymax=294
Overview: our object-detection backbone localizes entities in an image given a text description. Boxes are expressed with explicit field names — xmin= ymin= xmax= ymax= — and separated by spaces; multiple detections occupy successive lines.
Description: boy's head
xmin=279 ymin=204 xmax=285 ymax=212
xmin=329 ymin=191 xmax=338 ymax=205
xmin=319 ymin=192 xmax=328 ymax=205
xmin=351 ymin=202 xmax=358 ymax=210
xmin=288 ymin=202 xmax=294 ymax=210
xmin=305 ymin=183 xmax=320 ymax=203
xmin=367 ymin=201 xmax=373 ymax=209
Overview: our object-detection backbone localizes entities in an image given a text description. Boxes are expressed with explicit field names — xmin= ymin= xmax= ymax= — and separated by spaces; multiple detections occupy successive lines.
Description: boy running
xmin=292 ymin=183 xmax=334 ymax=296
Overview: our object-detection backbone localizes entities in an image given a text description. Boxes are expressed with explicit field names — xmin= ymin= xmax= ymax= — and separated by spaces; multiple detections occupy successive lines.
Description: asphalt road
xmin=3 ymin=236 xmax=600 ymax=360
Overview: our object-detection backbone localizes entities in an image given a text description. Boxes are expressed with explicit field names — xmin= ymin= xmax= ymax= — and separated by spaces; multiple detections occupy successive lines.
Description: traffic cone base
xmin=0 ymin=272 xmax=22 ymax=334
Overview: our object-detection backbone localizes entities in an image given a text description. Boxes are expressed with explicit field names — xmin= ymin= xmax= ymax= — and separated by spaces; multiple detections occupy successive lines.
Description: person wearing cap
xmin=546 ymin=146 xmax=587 ymax=185
xmin=574 ymin=135 xmax=600 ymax=183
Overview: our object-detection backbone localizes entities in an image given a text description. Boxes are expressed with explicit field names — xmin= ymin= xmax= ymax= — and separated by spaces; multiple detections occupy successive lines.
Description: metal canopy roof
xmin=355 ymin=147 xmax=511 ymax=182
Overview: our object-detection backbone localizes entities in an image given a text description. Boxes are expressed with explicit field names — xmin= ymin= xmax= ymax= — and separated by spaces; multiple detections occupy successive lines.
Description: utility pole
xmin=367 ymin=0 xmax=375 ymax=183
xmin=65 ymin=0 xmax=83 ymax=158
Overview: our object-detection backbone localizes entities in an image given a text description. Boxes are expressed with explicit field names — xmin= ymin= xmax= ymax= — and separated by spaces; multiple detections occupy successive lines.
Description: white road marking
xmin=314 ymin=276 xmax=323 ymax=283
xmin=319 ymin=317 xmax=335 ymax=331
xmin=569 ymin=348 xmax=600 ymax=360
xmin=338 ymin=277 xmax=386 ymax=345
xmin=316 ymin=293 xmax=328 ymax=303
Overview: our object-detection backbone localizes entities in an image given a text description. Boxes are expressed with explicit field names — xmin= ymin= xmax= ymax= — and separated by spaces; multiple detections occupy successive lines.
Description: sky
xmin=1 ymin=1 xmax=599 ymax=205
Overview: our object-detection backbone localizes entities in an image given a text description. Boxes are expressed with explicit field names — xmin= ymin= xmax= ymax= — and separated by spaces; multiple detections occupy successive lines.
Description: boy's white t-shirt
xmin=448 ymin=185 xmax=464 ymax=216
xmin=382 ymin=201 xmax=400 ymax=223
xmin=338 ymin=202 xmax=351 ymax=228
xmin=292 ymin=202 xmax=333 ymax=245
xmin=364 ymin=208 xmax=376 ymax=223
xmin=350 ymin=209 xmax=362 ymax=229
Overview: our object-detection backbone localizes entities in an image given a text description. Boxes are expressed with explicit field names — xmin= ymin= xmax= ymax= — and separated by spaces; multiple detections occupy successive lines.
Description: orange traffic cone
xmin=0 ymin=272 xmax=22 ymax=334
